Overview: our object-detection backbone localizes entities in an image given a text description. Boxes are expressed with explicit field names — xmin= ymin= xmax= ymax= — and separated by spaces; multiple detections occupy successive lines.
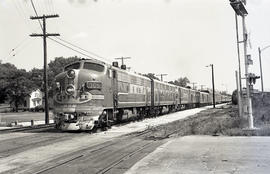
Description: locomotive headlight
xmin=56 ymin=82 xmax=60 ymax=88
xmin=66 ymin=84 xmax=75 ymax=95
xmin=56 ymin=82 xmax=61 ymax=91
xmin=66 ymin=70 xmax=75 ymax=79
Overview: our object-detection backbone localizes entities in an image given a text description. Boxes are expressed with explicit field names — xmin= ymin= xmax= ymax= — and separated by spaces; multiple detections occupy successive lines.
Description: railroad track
xmin=0 ymin=123 xmax=55 ymax=133
xmin=19 ymin=128 xmax=165 ymax=174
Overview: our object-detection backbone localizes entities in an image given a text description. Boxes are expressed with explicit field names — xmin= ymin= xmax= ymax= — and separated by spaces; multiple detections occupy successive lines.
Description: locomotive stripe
xmin=92 ymin=95 xmax=105 ymax=100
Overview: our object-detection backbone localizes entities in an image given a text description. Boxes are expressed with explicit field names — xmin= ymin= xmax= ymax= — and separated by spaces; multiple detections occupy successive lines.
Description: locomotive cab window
xmin=83 ymin=62 xmax=105 ymax=72
xmin=64 ymin=63 xmax=81 ymax=71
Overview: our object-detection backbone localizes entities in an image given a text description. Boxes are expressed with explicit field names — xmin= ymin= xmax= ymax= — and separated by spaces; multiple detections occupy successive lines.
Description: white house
xmin=24 ymin=89 xmax=43 ymax=109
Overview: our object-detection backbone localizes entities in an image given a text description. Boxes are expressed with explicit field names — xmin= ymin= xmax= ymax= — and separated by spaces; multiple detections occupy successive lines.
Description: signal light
xmin=229 ymin=0 xmax=248 ymax=16
xmin=248 ymin=73 xmax=260 ymax=85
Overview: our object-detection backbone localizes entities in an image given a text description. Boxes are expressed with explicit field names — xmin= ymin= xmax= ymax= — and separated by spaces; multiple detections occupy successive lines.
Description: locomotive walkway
xmin=125 ymin=136 xmax=270 ymax=174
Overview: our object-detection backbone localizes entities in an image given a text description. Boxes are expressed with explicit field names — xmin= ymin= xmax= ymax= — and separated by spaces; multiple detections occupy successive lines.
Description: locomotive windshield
xmin=64 ymin=63 xmax=81 ymax=71
xmin=83 ymin=62 xmax=105 ymax=72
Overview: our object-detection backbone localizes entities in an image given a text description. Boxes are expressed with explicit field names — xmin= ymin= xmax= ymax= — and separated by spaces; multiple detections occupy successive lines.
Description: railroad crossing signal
xmin=229 ymin=0 xmax=248 ymax=16
xmin=248 ymin=73 xmax=260 ymax=85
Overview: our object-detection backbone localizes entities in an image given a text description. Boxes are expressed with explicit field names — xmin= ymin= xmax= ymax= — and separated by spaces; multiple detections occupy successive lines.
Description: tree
xmin=0 ymin=62 xmax=20 ymax=103
xmin=29 ymin=68 xmax=43 ymax=90
xmin=168 ymin=77 xmax=190 ymax=87
xmin=5 ymin=69 xmax=35 ymax=111
xmin=143 ymin=73 xmax=160 ymax=80
xmin=48 ymin=56 xmax=80 ymax=78
xmin=47 ymin=56 xmax=80 ymax=97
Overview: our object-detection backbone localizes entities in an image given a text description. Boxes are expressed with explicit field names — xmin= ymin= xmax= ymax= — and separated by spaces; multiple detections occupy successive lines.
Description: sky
xmin=0 ymin=0 xmax=270 ymax=93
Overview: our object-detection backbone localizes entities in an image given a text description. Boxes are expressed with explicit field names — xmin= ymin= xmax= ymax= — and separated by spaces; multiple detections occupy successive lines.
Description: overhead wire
xmin=30 ymin=0 xmax=43 ymax=30
xmin=3 ymin=38 xmax=35 ymax=62
xmin=17 ymin=0 xmax=28 ymax=21
xmin=12 ymin=0 xmax=32 ymax=31
xmin=12 ymin=0 xmax=24 ymax=19
xmin=46 ymin=0 xmax=53 ymax=14
xmin=54 ymin=37 xmax=104 ymax=59
xmin=48 ymin=37 xmax=95 ymax=59
xmin=4 ymin=1 xmax=40 ymax=63
xmin=42 ymin=0 xmax=48 ymax=14
xmin=28 ymin=0 xmax=111 ymax=63
xmin=34 ymin=0 xmax=43 ymax=15
xmin=50 ymin=0 xmax=55 ymax=14
xmin=3 ymin=27 xmax=40 ymax=62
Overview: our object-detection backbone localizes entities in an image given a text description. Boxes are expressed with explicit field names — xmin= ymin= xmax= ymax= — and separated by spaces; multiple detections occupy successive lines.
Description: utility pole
xmin=258 ymin=47 xmax=264 ymax=92
xmin=258 ymin=45 xmax=270 ymax=92
xmin=229 ymin=0 xmax=255 ymax=129
xmin=242 ymin=15 xmax=254 ymax=129
xmin=30 ymin=14 xmax=60 ymax=125
xmin=156 ymin=74 xmax=168 ymax=82
xmin=235 ymin=13 xmax=243 ymax=95
xmin=235 ymin=12 xmax=244 ymax=118
xmin=211 ymin=64 xmax=215 ymax=108
xmin=206 ymin=64 xmax=215 ymax=108
xmin=190 ymin=82 xmax=197 ymax=90
xmin=200 ymin=85 xmax=205 ymax=91
xmin=115 ymin=57 xmax=131 ymax=66
xmin=235 ymin=71 xmax=242 ymax=117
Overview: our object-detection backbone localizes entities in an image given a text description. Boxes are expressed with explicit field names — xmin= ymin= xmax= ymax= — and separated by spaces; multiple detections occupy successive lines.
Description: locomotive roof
xmin=64 ymin=58 xmax=106 ymax=69
xmin=111 ymin=65 xmax=151 ymax=82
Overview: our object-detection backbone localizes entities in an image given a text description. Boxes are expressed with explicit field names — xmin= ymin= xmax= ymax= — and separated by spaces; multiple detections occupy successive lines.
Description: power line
xmin=52 ymin=37 xmax=112 ymax=63
xmin=12 ymin=0 xmax=31 ymax=31
xmin=43 ymin=0 xmax=49 ymax=14
xmin=47 ymin=0 xmax=54 ymax=14
xmin=12 ymin=0 xmax=24 ymax=20
xmin=29 ymin=1 xmax=95 ymax=60
xmin=28 ymin=0 xmax=111 ymax=63
xmin=12 ymin=27 xmax=40 ymax=52
xmin=3 ymin=38 xmax=34 ymax=62
xmin=50 ymin=0 xmax=55 ymax=14
xmin=30 ymin=0 xmax=43 ymax=30
xmin=47 ymin=37 xmax=95 ymax=59
xmin=2 ymin=27 xmax=39 ymax=62
xmin=34 ymin=0 xmax=43 ymax=15
xmin=55 ymin=37 xmax=104 ymax=59
xmin=17 ymin=0 xmax=29 ymax=21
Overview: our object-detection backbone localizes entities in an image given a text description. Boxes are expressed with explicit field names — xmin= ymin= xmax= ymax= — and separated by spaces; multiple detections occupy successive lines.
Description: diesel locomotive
xmin=53 ymin=58 xmax=230 ymax=131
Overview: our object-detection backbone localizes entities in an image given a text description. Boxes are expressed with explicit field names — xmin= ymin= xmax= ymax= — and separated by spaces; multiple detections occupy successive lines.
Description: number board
xmin=85 ymin=81 xmax=102 ymax=89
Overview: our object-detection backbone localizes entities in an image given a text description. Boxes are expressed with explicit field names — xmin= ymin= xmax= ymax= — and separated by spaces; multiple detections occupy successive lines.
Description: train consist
xmin=53 ymin=59 xmax=230 ymax=131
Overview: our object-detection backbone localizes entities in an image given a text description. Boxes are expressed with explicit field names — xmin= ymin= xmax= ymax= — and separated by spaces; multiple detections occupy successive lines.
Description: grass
xmin=144 ymin=104 xmax=270 ymax=140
